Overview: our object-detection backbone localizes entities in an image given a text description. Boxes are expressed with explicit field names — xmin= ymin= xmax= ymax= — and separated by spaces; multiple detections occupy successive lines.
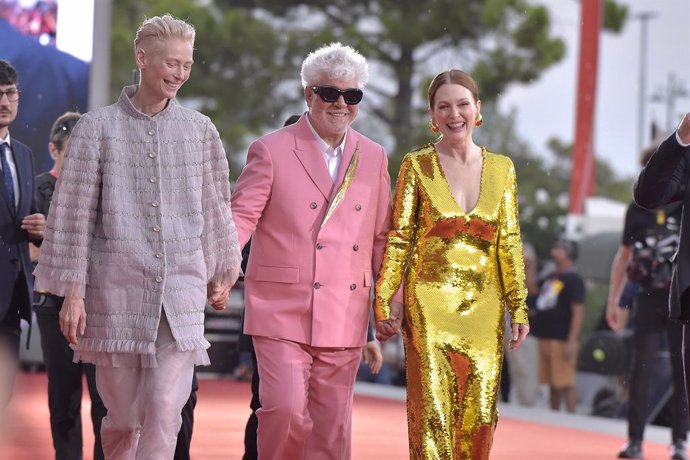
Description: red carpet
xmin=0 ymin=371 xmax=672 ymax=459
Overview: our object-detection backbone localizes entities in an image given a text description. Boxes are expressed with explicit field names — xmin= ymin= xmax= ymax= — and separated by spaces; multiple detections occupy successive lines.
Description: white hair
xmin=134 ymin=13 xmax=195 ymax=50
xmin=300 ymin=42 xmax=369 ymax=89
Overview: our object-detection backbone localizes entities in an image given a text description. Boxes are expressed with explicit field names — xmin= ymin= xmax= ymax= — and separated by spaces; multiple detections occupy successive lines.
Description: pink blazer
xmin=231 ymin=114 xmax=393 ymax=348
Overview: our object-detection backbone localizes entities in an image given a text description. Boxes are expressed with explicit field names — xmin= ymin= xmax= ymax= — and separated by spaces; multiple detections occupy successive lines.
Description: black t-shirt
xmin=622 ymin=201 xmax=681 ymax=292
xmin=531 ymin=269 xmax=586 ymax=340
xmin=34 ymin=171 xmax=57 ymax=217
xmin=32 ymin=171 xmax=59 ymax=303
xmin=621 ymin=202 xmax=681 ymax=247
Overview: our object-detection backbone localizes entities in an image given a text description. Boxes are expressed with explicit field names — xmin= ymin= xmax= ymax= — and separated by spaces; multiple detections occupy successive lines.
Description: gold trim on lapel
xmin=321 ymin=142 xmax=359 ymax=228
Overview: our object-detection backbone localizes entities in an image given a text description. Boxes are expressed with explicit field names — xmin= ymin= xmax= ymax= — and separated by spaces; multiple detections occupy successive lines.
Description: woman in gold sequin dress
xmin=374 ymin=70 xmax=530 ymax=460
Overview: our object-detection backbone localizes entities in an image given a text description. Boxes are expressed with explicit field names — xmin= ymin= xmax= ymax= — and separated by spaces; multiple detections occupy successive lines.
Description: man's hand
xmin=678 ymin=113 xmax=690 ymax=144
xmin=508 ymin=322 xmax=530 ymax=351
xmin=563 ymin=339 xmax=577 ymax=361
xmin=362 ymin=340 xmax=383 ymax=375
xmin=21 ymin=213 xmax=46 ymax=239
xmin=207 ymin=280 xmax=231 ymax=311
xmin=605 ymin=299 xmax=622 ymax=333
xmin=375 ymin=301 xmax=403 ymax=343
xmin=59 ymin=296 xmax=86 ymax=346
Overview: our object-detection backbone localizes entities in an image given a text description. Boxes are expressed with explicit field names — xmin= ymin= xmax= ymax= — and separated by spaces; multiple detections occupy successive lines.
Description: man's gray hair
xmin=134 ymin=13 xmax=195 ymax=50
xmin=300 ymin=42 xmax=369 ymax=89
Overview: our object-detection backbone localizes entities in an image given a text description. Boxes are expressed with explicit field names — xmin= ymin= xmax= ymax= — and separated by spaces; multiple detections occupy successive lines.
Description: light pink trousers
xmin=95 ymin=314 xmax=195 ymax=460
xmin=253 ymin=336 xmax=362 ymax=460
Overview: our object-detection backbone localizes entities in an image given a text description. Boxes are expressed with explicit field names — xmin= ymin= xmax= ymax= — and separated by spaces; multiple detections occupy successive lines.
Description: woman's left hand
xmin=508 ymin=323 xmax=529 ymax=351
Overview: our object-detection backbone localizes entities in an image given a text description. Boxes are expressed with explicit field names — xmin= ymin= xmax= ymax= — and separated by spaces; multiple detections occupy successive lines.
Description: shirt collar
xmin=305 ymin=114 xmax=347 ymax=157
xmin=0 ymin=133 xmax=11 ymax=147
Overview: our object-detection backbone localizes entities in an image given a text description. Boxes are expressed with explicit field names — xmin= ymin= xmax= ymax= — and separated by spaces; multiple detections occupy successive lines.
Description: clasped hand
xmin=375 ymin=301 xmax=403 ymax=343
xmin=207 ymin=266 xmax=241 ymax=310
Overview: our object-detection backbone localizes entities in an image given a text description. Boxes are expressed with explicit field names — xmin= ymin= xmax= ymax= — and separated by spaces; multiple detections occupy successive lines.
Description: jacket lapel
xmin=321 ymin=141 xmax=359 ymax=228
xmin=13 ymin=143 xmax=28 ymax=216
xmin=332 ymin=128 xmax=356 ymax=195
xmin=0 ymin=182 xmax=14 ymax=215
xmin=292 ymin=116 xmax=334 ymax=201
xmin=0 ymin=144 xmax=16 ymax=216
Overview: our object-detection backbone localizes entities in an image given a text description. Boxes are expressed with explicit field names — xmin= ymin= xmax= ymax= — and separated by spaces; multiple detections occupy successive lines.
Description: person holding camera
xmin=607 ymin=143 xmax=689 ymax=460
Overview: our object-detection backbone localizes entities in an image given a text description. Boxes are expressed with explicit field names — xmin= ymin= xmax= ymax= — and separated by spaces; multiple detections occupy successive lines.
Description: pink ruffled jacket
xmin=34 ymin=86 xmax=241 ymax=367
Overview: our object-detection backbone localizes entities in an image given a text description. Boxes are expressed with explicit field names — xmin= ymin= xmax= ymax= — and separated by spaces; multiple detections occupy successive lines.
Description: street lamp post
xmin=632 ymin=11 xmax=658 ymax=155
xmin=651 ymin=72 xmax=689 ymax=133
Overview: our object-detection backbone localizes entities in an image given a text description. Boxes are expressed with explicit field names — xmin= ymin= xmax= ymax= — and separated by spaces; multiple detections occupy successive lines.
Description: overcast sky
xmin=497 ymin=0 xmax=690 ymax=179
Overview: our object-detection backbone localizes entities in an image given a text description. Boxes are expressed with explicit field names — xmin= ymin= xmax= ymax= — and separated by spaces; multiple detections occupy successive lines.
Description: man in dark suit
xmin=0 ymin=59 xmax=46 ymax=405
xmin=0 ymin=2 xmax=89 ymax=173
xmin=635 ymin=114 xmax=690 ymax=432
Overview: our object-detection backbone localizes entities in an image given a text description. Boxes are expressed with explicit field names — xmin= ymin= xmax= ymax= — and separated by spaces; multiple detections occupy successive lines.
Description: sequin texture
xmin=375 ymin=144 xmax=529 ymax=459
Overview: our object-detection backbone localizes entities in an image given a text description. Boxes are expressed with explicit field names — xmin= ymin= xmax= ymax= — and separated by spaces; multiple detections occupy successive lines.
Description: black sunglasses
xmin=311 ymin=86 xmax=363 ymax=105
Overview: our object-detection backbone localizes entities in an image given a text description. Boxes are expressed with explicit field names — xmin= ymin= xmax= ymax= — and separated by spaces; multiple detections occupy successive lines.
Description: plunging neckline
xmin=433 ymin=145 xmax=486 ymax=215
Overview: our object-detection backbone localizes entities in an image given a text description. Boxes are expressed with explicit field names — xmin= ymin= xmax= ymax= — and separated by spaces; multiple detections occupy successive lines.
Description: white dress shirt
xmin=0 ymin=134 xmax=20 ymax=209
xmin=305 ymin=115 xmax=347 ymax=182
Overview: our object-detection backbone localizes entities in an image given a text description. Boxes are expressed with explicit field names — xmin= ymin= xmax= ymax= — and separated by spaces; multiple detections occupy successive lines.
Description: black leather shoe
xmin=672 ymin=440 xmax=689 ymax=460
xmin=617 ymin=440 xmax=643 ymax=459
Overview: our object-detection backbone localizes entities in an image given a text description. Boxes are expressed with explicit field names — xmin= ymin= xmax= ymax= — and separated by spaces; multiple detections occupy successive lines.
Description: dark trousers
xmin=35 ymin=300 xmax=107 ymax=460
xmin=685 ymin=325 xmax=690 ymax=426
xmin=0 ymin=276 xmax=25 ymax=407
xmin=1 ymin=276 xmax=25 ymax=355
xmin=173 ymin=370 xmax=198 ymax=460
xmin=242 ymin=347 xmax=260 ymax=460
xmin=628 ymin=289 xmax=689 ymax=442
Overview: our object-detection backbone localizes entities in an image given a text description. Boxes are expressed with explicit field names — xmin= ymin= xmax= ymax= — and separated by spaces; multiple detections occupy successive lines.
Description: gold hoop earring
xmin=475 ymin=114 xmax=483 ymax=128
xmin=429 ymin=120 xmax=440 ymax=133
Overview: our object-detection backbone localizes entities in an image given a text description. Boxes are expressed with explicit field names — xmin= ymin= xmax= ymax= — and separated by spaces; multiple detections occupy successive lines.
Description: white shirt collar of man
xmin=304 ymin=115 xmax=346 ymax=181
xmin=0 ymin=132 xmax=12 ymax=147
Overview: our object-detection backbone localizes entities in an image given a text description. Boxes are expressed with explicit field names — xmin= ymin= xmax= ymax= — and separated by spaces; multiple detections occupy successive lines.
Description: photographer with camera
xmin=606 ymin=143 xmax=689 ymax=460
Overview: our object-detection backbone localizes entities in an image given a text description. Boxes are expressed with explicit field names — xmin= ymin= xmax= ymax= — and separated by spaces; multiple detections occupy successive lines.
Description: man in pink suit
xmin=231 ymin=42 xmax=399 ymax=460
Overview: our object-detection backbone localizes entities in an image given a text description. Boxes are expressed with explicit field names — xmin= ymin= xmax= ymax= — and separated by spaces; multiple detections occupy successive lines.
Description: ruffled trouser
xmin=95 ymin=313 xmax=196 ymax=460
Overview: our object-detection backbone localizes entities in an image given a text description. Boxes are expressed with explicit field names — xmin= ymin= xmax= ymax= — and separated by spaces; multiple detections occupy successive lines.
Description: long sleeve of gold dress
xmin=374 ymin=144 xmax=529 ymax=460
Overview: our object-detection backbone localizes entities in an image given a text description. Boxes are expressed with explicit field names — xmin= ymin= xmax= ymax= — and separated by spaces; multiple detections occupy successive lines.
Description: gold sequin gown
xmin=375 ymin=145 xmax=529 ymax=460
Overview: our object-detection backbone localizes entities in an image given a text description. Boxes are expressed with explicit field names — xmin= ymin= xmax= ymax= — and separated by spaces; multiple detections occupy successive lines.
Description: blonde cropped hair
xmin=300 ymin=42 xmax=369 ymax=89
xmin=133 ymin=13 xmax=195 ymax=50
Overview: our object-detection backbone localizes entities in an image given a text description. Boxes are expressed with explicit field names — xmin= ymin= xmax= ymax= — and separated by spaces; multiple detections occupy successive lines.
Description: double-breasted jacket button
xmin=153 ymin=225 xmax=160 ymax=232
xmin=313 ymin=282 xmax=321 ymax=289
xmin=149 ymin=176 xmax=157 ymax=183
xmin=147 ymin=130 xmax=155 ymax=136
xmin=352 ymin=244 xmax=359 ymax=251
xmin=152 ymin=200 xmax=160 ymax=208
xmin=350 ymin=283 xmax=357 ymax=290
xmin=155 ymin=276 xmax=163 ymax=283
xmin=310 ymin=202 xmax=318 ymax=209
xmin=355 ymin=204 xmax=362 ymax=211
xmin=316 ymin=243 xmax=323 ymax=250
xmin=148 ymin=152 xmax=156 ymax=159
xmin=155 ymin=253 xmax=163 ymax=259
